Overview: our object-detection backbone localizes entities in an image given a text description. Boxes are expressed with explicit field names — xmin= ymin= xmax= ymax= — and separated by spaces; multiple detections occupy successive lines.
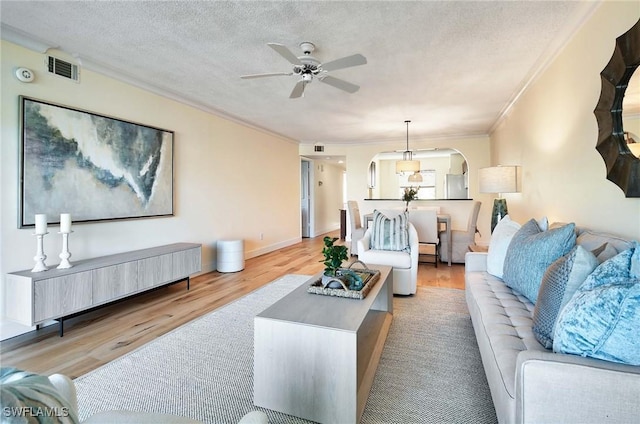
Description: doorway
xmin=301 ymin=159 xmax=313 ymax=238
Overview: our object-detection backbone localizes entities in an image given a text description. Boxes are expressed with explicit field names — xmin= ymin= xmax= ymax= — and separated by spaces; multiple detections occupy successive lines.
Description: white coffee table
xmin=253 ymin=265 xmax=393 ymax=423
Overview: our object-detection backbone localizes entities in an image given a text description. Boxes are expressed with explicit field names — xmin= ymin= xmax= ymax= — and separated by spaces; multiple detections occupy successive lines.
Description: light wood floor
xmin=0 ymin=231 xmax=465 ymax=379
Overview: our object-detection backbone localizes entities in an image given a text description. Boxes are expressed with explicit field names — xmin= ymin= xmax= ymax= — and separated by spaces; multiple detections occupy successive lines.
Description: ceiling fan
xmin=241 ymin=42 xmax=367 ymax=99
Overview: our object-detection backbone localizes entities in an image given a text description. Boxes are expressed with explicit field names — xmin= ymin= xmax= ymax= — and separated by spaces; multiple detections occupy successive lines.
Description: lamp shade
xmin=478 ymin=166 xmax=520 ymax=194
xmin=408 ymin=171 xmax=423 ymax=182
xmin=396 ymin=160 xmax=421 ymax=173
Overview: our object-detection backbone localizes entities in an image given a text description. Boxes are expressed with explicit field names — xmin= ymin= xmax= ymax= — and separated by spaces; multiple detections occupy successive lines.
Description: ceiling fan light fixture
xmin=242 ymin=42 xmax=366 ymax=99
xmin=396 ymin=120 xmax=421 ymax=174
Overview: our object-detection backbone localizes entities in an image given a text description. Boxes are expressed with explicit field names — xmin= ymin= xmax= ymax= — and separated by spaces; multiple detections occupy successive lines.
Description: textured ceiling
xmin=1 ymin=1 xmax=597 ymax=145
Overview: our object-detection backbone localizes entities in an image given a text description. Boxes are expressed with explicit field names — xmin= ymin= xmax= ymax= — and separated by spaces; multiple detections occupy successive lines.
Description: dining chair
xmin=408 ymin=209 xmax=439 ymax=267
xmin=439 ymin=201 xmax=482 ymax=263
xmin=347 ymin=200 xmax=366 ymax=255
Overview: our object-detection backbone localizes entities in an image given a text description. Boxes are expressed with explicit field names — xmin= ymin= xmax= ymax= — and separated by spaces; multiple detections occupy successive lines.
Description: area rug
xmin=75 ymin=274 xmax=497 ymax=423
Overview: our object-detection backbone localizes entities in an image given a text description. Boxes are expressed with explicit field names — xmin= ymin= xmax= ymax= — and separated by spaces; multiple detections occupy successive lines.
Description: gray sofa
xmin=465 ymin=228 xmax=640 ymax=424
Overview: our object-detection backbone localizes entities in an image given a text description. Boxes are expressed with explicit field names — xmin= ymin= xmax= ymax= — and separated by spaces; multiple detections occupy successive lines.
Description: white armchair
xmin=357 ymin=222 xmax=419 ymax=295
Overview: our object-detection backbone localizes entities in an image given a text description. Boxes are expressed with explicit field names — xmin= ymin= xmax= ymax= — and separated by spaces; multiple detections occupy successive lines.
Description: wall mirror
xmin=369 ymin=148 xmax=469 ymax=200
xmin=594 ymin=18 xmax=640 ymax=197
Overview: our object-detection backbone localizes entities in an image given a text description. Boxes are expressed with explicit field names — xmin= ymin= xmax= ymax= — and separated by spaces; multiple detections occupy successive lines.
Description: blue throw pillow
xmin=502 ymin=220 xmax=576 ymax=304
xmin=553 ymin=243 xmax=640 ymax=365
xmin=370 ymin=210 xmax=409 ymax=252
xmin=532 ymin=245 xmax=599 ymax=349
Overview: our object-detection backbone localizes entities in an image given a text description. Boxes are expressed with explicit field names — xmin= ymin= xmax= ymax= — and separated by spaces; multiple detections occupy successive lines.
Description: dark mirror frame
xmin=594 ymin=18 xmax=640 ymax=197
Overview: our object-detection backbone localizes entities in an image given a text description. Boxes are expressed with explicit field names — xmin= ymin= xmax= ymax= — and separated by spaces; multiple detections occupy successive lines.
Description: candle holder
xmin=57 ymin=231 xmax=74 ymax=269
xmin=32 ymin=232 xmax=49 ymax=273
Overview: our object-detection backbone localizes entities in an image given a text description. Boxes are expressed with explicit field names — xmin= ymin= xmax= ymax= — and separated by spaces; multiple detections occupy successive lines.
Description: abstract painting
xmin=19 ymin=96 xmax=174 ymax=227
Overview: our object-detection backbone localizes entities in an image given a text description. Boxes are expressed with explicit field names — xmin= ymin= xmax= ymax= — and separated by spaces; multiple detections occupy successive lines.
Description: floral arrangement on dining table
xmin=402 ymin=186 xmax=419 ymax=211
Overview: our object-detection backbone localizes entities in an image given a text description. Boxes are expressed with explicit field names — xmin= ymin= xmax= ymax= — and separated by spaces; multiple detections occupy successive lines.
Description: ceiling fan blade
xmin=268 ymin=43 xmax=303 ymax=65
xmin=318 ymin=75 xmax=359 ymax=93
xmin=320 ymin=54 xmax=367 ymax=72
xmin=290 ymin=80 xmax=306 ymax=99
xmin=241 ymin=72 xmax=292 ymax=79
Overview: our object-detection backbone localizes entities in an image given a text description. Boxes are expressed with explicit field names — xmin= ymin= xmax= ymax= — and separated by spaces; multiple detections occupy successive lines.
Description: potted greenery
xmin=402 ymin=186 xmax=419 ymax=211
xmin=320 ymin=236 xmax=349 ymax=288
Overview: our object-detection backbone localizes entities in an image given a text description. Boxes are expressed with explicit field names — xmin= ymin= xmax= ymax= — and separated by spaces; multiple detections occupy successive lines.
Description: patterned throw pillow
xmin=502 ymin=220 xmax=576 ymax=304
xmin=532 ymin=245 xmax=599 ymax=349
xmin=370 ymin=210 xmax=409 ymax=252
xmin=0 ymin=367 xmax=79 ymax=423
xmin=553 ymin=243 xmax=640 ymax=365
xmin=486 ymin=215 xmax=550 ymax=278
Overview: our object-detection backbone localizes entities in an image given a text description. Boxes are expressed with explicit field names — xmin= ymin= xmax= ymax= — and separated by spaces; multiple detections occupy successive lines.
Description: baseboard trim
xmin=246 ymin=237 xmax=302 ymax=260
xmin=313 ymin=225 xmax=340 ymax=238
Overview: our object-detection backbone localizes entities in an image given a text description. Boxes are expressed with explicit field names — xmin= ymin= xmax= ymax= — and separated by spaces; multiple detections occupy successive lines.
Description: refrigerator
xmin=444 ymin=174 xmax=468 ymax=199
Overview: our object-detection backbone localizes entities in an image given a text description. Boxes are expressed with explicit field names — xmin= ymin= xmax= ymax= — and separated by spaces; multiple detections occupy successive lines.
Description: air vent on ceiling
xmin=314 ymin=144 xmax=325 ymax=152
xmin=46 ymin=55 xmax=80 ymax=82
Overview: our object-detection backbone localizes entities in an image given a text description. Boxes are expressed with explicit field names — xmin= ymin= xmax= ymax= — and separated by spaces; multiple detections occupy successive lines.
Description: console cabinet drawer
xmin=34 ymin=272 xmax=92 ymax=322
xmin=172 ymin=247 xmax=201 ymax=280
xmin=138 ymin=253 xmax=173 ymax=290
xmin=92 ymin=261 xmax=138 ymax=305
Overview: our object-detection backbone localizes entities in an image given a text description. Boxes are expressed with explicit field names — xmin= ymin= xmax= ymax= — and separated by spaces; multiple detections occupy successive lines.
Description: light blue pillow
xmin=370 ymin=210 xmax=409 ymax=251
xmin=553 ymin=243 xmax=640 ymax=365
xmin=532 ymin=245 xmax=599 ymax=349
xmin=502 ymin=220 xmax=576 ymax=304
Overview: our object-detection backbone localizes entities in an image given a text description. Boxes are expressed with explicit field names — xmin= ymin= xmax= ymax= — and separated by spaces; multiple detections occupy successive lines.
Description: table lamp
xmin=479 ymin=166 xmax=520 ymax=233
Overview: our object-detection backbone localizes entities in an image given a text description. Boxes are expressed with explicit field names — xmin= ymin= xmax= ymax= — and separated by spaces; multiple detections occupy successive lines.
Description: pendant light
xmin=396 ymin=120 xmax=422 ymax=182
xmin=408 ymin=171 xmax=423 ymax=182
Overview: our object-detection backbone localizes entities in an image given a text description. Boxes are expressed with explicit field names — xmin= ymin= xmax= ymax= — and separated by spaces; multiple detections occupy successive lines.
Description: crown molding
xmin=488 ymin=1 xmax=601 ymax=135
xmin=0 ymin=23 xmax=55 ymax=53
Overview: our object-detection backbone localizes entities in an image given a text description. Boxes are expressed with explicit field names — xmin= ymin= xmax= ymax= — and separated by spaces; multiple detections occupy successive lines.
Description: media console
xmin=5 ymin=243 xmax=201 ymax=336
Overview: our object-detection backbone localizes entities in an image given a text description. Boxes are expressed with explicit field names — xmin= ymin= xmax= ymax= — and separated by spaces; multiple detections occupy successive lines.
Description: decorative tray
xmin=308 ymin=261 xmax=380 ymax=300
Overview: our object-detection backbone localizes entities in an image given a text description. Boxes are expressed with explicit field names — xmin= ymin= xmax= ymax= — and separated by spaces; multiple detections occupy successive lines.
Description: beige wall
xmin=490 ymin=1 xmax=640 ymax=239
xmin=313 ymin=160 xmax=344 ymax=236
xmin=1 ymin=41 xmax=301 ymax=326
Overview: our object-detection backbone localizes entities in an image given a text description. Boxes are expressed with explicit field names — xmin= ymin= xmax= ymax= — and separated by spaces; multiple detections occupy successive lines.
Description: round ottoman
xmin=217 ymin=239 xmax=245 ymax=272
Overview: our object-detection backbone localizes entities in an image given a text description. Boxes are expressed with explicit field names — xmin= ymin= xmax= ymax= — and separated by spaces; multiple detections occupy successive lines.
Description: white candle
xmin=60 ymin=213 xmax=72 ymax=233
xmin=35 ymin=214 xmax=47 ymax=235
